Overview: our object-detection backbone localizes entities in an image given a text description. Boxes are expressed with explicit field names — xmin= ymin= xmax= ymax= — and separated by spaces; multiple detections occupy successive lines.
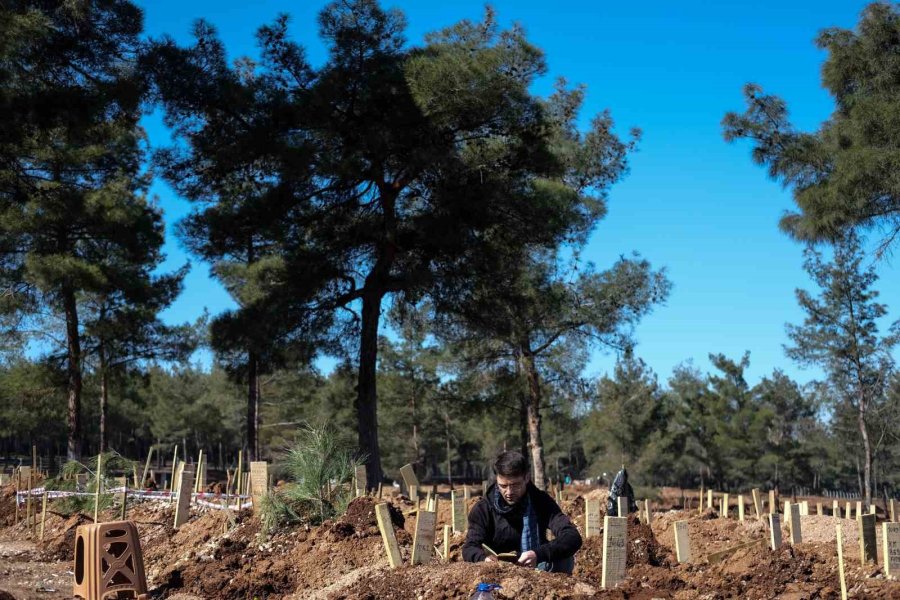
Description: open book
xmin=482 ymin=543 xmax=518 ymax=562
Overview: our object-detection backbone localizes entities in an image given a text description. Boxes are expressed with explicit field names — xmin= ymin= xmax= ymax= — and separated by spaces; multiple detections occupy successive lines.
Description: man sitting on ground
xmin=462 ymin=451 xmax=582 ymax=573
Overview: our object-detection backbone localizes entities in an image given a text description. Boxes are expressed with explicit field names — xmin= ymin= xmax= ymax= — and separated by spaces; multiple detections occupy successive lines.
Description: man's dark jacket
xmin=462 ymin=482 xmax=582 ymax=564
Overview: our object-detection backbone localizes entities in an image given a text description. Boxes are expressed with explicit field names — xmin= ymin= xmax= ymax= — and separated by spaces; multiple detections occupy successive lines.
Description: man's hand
xmin=517 ymin=550 xmax=537 ymax=568
xmin=484 ymin=555 xmax=498 ymax=562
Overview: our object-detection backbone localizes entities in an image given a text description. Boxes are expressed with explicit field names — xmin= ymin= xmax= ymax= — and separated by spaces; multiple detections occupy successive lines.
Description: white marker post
xmin=601 ymin=516 xmax=627 ymax=589
xmin=585 ymin=498 xmax=601 ymax=539
xmin=674 ymin=520 xmax=692 ymax=563
xmin=411 ymin=510 xmax=437 ymax=565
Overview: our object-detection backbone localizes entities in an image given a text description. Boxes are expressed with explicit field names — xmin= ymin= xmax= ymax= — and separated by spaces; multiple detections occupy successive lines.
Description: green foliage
xmin=257 ymin=424 xmax=361 ymax=534
xmin=723 ymin=3 xmax=900 ymax=249
xmin=48 ymin=451 xmax=137 ymax=516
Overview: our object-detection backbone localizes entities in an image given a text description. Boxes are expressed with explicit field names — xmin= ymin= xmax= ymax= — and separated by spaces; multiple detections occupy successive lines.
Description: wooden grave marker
xmin=738 ymin=495 xmax=745 ymax=522
xmin=769 ymin=490 xmax=776 ymax=515
xmin=883 ymin=522 xmax=900 ymax=579
xmin=788 ymin=503 xmax=802 ymax=545
xmin=644 ymin=499 xmax=651 ymax=524
xmin=870 ymin=504 xmax=876 ymax=516
xmin=846 ymin=501 xmax=852 ymax=520
xmin=722 ymin=493 xmax=729 ymax=518
xmin=859 ymin=513 xmax=877 ymax=564
xmin=698 ymin=486 xmax=704 ymax=514
xmin=817 ymin=502 xmax=823 ymax=516
xmin=451 ymin=491 xmax=466 ymax=533
xmin=800 ymin=500 xmax=809 ymax=516
xmin=355 ymin=465 xmax=367 ymax=495
xmin=174 ymin=467 xmax=195 ymax=529
xmin=375 ymin=502 xmax=403 ymax=568
xmin=751 ymin=488 xmax=761 ymax=519
xmin=769 ymin=513 xmax=782 ymax=550
xmin=837 ymin=525 xmax=848 ymax=600
xmin=411 ymin=509 xmax=437 ymax=565
xmin=890 ymin=498 xmax=897 ymax=523
xmin=39 ymin=491 xmax=48 ymax=541
xmin=674 ymin=520 xmax=692 ymax=563
xmin=856 ymin=501 xmax=863 ymax=519
xmin=425 ymin=490 xmax=433 ymax=511
xmin=464 ymin=485 xmax=470 ymax=503
xmin=585 ymin=498 xmax=602 ymax=538
xmin=93 ymin=453 xmax=102 ymax=523
xmin=442 ymin=525 xmax=451 ymax=562
xmin=833 ymin=500 xmax=840 ymax=519
xmin=249 ymin=461 xmax=268 ymax=511
xmin=409 ymin=484 xmax=419 ymax=503
xmin=601 ymin=516 xmax=628 ymax=589
xmin=399 ymin=464 xmax=419 ymax=495
xmin=707 ymin=489 xmax=713 ymax=511
xmin=617 ymin=495 xmax=628 ymax=518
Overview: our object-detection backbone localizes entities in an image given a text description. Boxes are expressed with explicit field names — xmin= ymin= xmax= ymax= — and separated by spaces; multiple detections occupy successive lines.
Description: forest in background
xmin=2 ymin=1 xmax=900 ymax=506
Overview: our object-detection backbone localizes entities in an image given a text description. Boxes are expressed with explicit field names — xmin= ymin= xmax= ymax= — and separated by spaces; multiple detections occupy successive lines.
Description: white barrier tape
xmin=16 ymin=488 xmax=251 ymax=511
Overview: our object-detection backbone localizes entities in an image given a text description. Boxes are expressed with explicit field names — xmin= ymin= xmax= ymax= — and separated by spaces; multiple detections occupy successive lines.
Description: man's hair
xmin=493 ymin=451 xmax=529 ymax=478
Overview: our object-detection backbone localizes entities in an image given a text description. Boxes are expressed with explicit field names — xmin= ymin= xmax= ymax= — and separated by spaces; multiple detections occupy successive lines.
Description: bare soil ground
xmin=0 ymin=482 xmax=898 ymax=599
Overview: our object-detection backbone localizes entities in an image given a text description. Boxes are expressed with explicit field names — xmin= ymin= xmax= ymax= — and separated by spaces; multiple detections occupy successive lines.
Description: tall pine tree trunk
xmin=247 ymin=350 xmax=258 ymax=461
xmin=357 ymin=290 xmax=384 ymax=488
xmin=99 ymin=343 xmax=108 ymax=453
xmin=519 ymin=346 xmax=546 ymax=490
xmin=63 ymin=287 xmax=82 ymax=460
xmin=859 ymin=398 xmax=873 ymax=505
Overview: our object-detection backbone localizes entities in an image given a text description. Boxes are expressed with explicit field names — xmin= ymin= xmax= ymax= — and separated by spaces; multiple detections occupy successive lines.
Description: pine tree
xmin=785 ymin=233 xmax=899 ymax=505
xmin=0 ymin=0 xmax=151 ymax=459
xmin=723 ymin=3 xmax=900 ymax=253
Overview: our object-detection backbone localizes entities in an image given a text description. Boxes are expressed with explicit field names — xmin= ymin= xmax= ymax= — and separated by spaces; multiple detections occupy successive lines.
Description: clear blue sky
xmin=141 ymin=0 xmax=897 ymax=386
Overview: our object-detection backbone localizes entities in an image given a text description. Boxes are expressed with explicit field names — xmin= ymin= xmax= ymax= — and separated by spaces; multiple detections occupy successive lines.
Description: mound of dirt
xmin=324 ymin=560 xmax=599 ymax=599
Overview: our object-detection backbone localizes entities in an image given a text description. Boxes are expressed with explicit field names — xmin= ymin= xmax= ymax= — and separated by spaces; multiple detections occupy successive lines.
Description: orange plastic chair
xmin=73 ymin=520 xmax=149 ymax=600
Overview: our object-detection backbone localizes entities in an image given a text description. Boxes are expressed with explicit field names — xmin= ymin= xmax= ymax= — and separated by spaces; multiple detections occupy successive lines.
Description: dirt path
xmin=0 ymin=540 xmax=71 ymax=600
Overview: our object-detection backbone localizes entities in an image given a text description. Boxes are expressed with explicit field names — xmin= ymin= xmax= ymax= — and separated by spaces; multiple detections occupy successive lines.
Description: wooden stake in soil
xmin=707 ymin=489 xmax=713 ymax=512
xmin=464 ymin=486 xmax=470 ymax=503
xmin=787 ymin=502 xmax=802 ymax=545
xmin=601 ymin=516 xmax=627 ymax=589
xmin=355 ymin=465 xmax=367 ymax=495
xmin=698 ymin=486 xmax=704 ymax=514
xmin=140 ymin=447 xmax=154 ymax=489
xmin=883 ymin=522 xmax=900 ymax=579
xmin=585 ymin=498 xmax=601 ymax=538
xmin=856 ymin=501 xmax=863 ymax=519
xmin=846 ymin=501 xmax=852 ymax=520
xmin=890 ymin=498 xmax=896 ymax=523
xmin=835 ymin=524 xmax=848 ymax=600
xmin=409 ymin=484 xmax=418 ymax=503
xmin=751 ymin=488 xmax=762 ymax=519
xmin=817 ymin=503 xmax=823 ymax=517
xmin=399 ymin=464 xmax=419 ymax=495
xmin=425 ymin=489 xmax=433 ymax=510
xmin=859 ymin=513 xmax=877 ymax=564
xmin=769 ymin=513 xmax=782 ymax=550
xmin=26 ymin=470 xmax=33 ymax=530
xmin=451 ymin=491 xmax=466 ymax=533
xmin=443 ymin=525 xmax=451 ymax=562
xmin=411 ymin=509 xmax=437 ymax=565
xmin=674 ymin=520 xmax=692 ymax=563
xmin=870 ymin=504 xmax=876 ymax=516
xmin=833 ymin=500 xmax=840 ymax=519
xmin=375 ymin=502 xmax=403 ymax=568
xmin=14 ymin=470 xmax=20 ymax=525
xmin=120 ymin=487 xmax=128 ymax=521
xmin=377 ymin=482 xmax=383 ymax=499
xmin=738 ymin=495 xmax=745 ymax=523
xmin=174 ymin=467 xmax=195 ymax=529
xmin=769 ymin=490 xmax=776 ymax=515
xmin=643 ymin=499 xmax=651 ymax=524
xmin=235 ymin=449 xmax=243 ymax=497
xmin=617 ymin=495 xmax=628 ymax=518
xmin=722 ymin=493 xmax=729 ymax=518
xmin=39 ymin=491 xmax=48 ymax=542
xmin=249 ymin=461 xmax=269 ymax=511
xmin=194 ymin=450 xmax=204 ymax=494
xmin=170 ymin=445 xmax=179 ymax=503
xmin=93 ymin=453 xmax=102 ymax=523
xmin=800 ymin=501 xmax=809 ymax=516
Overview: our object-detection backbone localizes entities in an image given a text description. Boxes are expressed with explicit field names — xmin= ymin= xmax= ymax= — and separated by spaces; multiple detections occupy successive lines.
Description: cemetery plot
xmin=1 ymin=482 xmax=899 ymax=599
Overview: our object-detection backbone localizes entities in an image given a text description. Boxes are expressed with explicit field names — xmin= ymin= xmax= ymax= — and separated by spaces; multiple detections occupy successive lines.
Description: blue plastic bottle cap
xmin=477 ymin=583 xmax=501 ymax=592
